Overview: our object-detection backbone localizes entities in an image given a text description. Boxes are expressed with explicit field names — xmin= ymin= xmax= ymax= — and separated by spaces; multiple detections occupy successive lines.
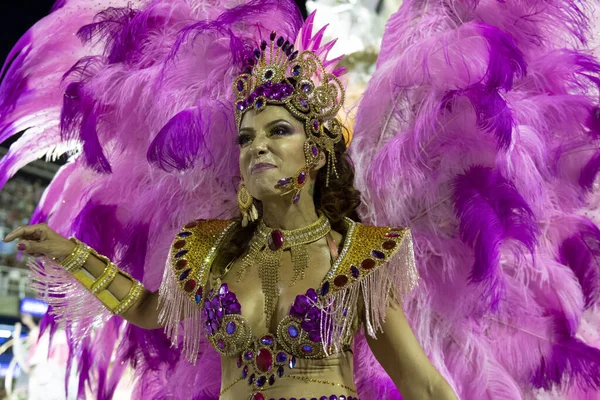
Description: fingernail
xmin=17 ymin=243 xmax=26 ymax=251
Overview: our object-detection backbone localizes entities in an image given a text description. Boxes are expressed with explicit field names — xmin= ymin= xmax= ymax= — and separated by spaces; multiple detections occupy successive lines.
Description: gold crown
xmin=233 ymin=30 xmax=346 ymax=179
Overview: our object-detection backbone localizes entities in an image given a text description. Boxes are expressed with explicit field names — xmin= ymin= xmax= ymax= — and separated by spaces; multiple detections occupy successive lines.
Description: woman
xmin=3 ymin=22 xmax=456 ymax=398
xmin=2 ymin=0 xmax=600 ymax=399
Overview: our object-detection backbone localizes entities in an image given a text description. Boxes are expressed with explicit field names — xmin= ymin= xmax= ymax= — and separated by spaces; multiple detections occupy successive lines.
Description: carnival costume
xmin=1 ymin=0 xmax=600 ymax=399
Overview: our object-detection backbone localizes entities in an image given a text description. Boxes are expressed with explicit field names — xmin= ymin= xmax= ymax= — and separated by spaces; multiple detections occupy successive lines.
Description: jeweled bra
xmin=168 ymin=218 xmax=409 ymax=395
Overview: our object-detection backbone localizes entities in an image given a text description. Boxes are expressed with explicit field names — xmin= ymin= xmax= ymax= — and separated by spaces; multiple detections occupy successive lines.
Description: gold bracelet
xmin=113 ymin=280 xmax=144 ymax=315
xmin=59 ymin=238 xmax=90 ymax=272
xmin=91 ymin=262 xmax=119 ymax=294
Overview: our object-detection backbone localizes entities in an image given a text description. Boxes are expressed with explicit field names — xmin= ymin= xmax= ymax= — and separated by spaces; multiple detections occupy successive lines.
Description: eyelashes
xmin=236 ymin=124 xmax=293 ymax=147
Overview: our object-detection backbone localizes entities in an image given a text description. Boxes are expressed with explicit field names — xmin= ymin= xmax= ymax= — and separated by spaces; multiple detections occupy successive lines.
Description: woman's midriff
xmin=219 ymin=350 xmax=357 ymax=400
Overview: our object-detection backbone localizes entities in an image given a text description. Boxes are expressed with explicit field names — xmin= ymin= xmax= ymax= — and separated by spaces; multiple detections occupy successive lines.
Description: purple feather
xmin=476 ymin=22 xmax=526 ymax=91
xmin=0 ymin=46 xmax=31 ymax=121
xmin=452 ymin=166 xmax=537 ymax=308
xmin=50 ymin=0 xmax=67 ymax=12
xmin=579 ymin=150 xmax=600 ymax=192
xmin=585 ymin=107 xmax=600 ymax=139
xmin=442 ymin=84 xmax=514 ymax=149
xmin=71 ymin=200 xmax=123 ymax=259
xmin=532 ymin=315 xmax=600 ymax=390
xmin=559 ymin=219 xmax=600 ymax=309
xmin=117 ymin=222 xmax=149 ymax=280
xmin=147 ymin=106 xmax=207 ymax=172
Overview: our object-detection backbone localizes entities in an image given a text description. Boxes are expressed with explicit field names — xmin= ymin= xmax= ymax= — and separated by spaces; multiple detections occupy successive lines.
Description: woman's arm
xmin=365 ymin=302 xmax=458 ymax=400
xmin=62 ymin=241 xmax=163 ymax=330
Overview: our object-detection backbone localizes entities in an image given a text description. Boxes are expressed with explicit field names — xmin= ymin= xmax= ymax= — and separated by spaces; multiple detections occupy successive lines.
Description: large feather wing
xmin=351 ymin=0 xmax=600 ymax=398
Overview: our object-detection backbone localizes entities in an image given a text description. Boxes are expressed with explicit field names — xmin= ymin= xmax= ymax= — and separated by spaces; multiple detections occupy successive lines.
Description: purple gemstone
xmin=248 ymin=93 xmax=257 ymax=104
xmin=339 ymin=396 xmax=346 ymax=400
xmin=217 ymin=339 xmax=225 ymax=349
xmin=210 ymin=320 xmax=220 ymax=333
xmin=270 ymin=31 xmax=276 ymax=41
xmin=219 ymin=283 xmax=229 ymax=296
xmin=261 ymin=335 xmax=274 ymax=346
xmin=248 ymin=373 xmax=255 ymax=384
xmin=276 ymin=177 xmax=291 ymax=188
xmin=287 ymin=325 xmax=299 ymax=338
xmin=293 ymin=193 xmax=301 ymax=204
xmin=268 ymin=230 xmax=284 ymax=250
xmin=265 ymin=69 xmax=274 ymax=80
xmin=261 ymin=40 xmax=267 ymax=50
xmin=174 ymin=250 xmax=188 ymax=258
xmin=256 ymin=86 xmax=265 ymax=95
xmin=311 ymin=146 xmax=318 ymax=157
xmin=308 ymin=330 xmax=321 ymax=342
xmin=298 ymin=171 xmax=306 ymax=185
xmin=312 ymin=120 xmax=320 ymax=131
xmin=351 ymin=265 xmax=360 ymax=278
xmin=245 ymin=350 xmax=254 ymax=360
xmin=320 ymin=396 xmax=328 ymax=400
xmin=306 ymin=288 xmax=318 ymax=302
xmin=269 ymin=374 xmax=275 ymax=385
xmin=277 ymin=365 xmax=284 ymax=377
xmin=329 ymin=396 xmax=338 ymax=400
xmin=302 ymin=345 xmax=313 ymax=353
xmin=289 ymin=355 xmax=296 ymax=368
xmin=179 ymin=268 xmax=191 ymax=281
xmin=299 ymin=99 xmax=308 ymax=109
xmin=178 ymin=231 xmax=192 ymax=237
xmin=254 ymin=49 xmax=261 ymax=59
xmin=237 ymin=80 xmax=244 ymax=91
xmin=256 ymin=99 xmax=264 ymax=109
xmin=236 ymin=101 xmax=245 ymax=111
xmin=256 ymin=376 xmax=266 ymax=387
xmin=226 ymin=321 xmax=236 ymax=335
xmin=301 ymin=83 xmax=311 ymax=93
xmin=237 ymin=355 xmax=242 ymax=368
xmin=242 ymin=365 xmax=248 ymax=378
xmin=291 ymin=295 xmax=310 ymax=317
xmin=292 ymin=65 xmax=302 ymax=76
xmin=372 ymin=250 xmax=385 ymax=259
xmin=276 ymin=352 xmax=287 ymax=363
xmin=273 ymin=92 xmax=283 ymax=100
xmin=320 ymin=281 xmax=330 ymax=296
xmin=226 ymin=302 xmax=241 ymax=314
xmin=277 ymin=36 xmax=284 ymax=47
xmin=289 ymin=50 xmax=298 ymax=60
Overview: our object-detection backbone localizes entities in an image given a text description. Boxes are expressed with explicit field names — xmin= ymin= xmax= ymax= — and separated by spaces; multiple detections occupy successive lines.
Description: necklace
xmin=237 ymin=214 xmax=331 ymax=329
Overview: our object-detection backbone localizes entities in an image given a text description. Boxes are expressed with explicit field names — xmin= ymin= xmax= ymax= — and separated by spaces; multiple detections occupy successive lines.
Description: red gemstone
xmin=382 ymin=240 xmax=397 ymax=250
xmin=297 ymin=171 xmax=306 ymax=185
xmin=174 ymin=240 xmax=186 ymax=249
xmin=268 ymin=230 xmax=284 ymax=251
xmin=185 ymin=221 xmax=198 ymax=229
xmin=361 ymin=259 xmax=376 ymax=270
xmin=175 ymin=259 xmax=188 ymax=270
xmin=184 ymin=279 xmax=196 ymax=292
xmin=334 ymin=275 xmax=348 ymax=287
xmin=252 ymin=393 xmax=265 ymax=400
xmin=256 ymin=348 xmax=273 ymax=372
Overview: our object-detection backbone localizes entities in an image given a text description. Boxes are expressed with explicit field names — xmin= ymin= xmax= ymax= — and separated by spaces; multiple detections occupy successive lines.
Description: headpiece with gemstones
xmin=233 ymin=12 xmax=347 ymax=191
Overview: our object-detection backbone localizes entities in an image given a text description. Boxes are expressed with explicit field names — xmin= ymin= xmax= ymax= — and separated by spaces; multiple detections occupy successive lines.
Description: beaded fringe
xmin=27 ymin=257 xmax=112 ymax=346
xmin=158 ymin=252 xmax=204 ymax=364
xmin=319 ymin=231 xmax=419 ymax=355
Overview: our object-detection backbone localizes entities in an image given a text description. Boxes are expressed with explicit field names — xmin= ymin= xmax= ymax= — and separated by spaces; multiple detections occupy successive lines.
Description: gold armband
xmin=60 ymin=237 xmax=145 ymax=315
xmin=59 ymin=238 xmax=91 ymax=272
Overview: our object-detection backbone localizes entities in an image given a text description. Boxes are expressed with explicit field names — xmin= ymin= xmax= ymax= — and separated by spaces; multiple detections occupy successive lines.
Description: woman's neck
xmin=260 ymin=192 xmax=320 ymax=231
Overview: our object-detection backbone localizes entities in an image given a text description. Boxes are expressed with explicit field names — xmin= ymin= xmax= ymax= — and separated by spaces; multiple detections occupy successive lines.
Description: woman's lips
xmin=251 ymin=163 xmax=277 ymax=174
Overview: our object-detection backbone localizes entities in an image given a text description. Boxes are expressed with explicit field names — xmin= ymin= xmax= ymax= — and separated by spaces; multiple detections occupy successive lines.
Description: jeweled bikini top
xmin=167 ymin=218 xmax=414 ymax=393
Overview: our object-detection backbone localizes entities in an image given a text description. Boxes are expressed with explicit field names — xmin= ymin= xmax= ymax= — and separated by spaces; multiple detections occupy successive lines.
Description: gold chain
xmin=282 ymin=375 xmax=358 ymax=393
xmin=219 ymin=377 xmax=244 ymax=396
xmin=236 ymin=214 xmax=331 ymax=329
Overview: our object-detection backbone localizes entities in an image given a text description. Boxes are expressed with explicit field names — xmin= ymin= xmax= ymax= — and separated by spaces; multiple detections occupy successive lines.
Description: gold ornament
xmin=237 ymin=182 xmax=258 ymax=227
xmin=237 ymin=214 xmax=331 ymax=329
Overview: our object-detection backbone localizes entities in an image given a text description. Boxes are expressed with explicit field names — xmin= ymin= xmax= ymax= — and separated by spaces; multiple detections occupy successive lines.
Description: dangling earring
xmin=237 ymin=182 xmax=258 ymax=227
xmin=274 ymin=140 xmax=320 ymax=204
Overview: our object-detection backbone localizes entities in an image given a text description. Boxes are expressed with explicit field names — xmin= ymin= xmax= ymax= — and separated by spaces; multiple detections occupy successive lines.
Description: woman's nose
xmin=250 ymin=136 xmax=269 ymax=155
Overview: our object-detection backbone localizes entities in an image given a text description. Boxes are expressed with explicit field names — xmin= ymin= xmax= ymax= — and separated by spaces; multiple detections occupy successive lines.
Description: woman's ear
xmin=314 ymin=151 xmax=327 ymax=171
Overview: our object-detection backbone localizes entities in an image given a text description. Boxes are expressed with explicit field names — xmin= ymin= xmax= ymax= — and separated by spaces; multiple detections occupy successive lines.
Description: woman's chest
xmin=218 ymin=239 xmax=334 ymax=336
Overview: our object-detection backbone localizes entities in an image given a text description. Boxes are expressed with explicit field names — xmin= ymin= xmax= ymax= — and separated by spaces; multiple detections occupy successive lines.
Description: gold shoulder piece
xmin=169 ymin=218 xmax=238 ymax=305
xmin=322 ymin=218 xmax=410 ymax=295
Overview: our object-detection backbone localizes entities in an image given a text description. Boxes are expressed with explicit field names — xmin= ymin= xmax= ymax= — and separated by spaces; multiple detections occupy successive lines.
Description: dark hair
xmin=214 ymin=124 xmax=362 ymax=274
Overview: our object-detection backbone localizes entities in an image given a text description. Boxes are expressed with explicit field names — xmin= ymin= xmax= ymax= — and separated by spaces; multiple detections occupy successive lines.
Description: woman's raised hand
xmin=2 ymin=223 xmax=75 ymax=260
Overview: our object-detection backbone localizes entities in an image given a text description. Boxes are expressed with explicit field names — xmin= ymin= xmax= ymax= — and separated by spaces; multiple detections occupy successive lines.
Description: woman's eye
xmin=271 ymin=126 xmax=291 ymax=136
xmin=236 ymin=134 xmax=251 ymax=146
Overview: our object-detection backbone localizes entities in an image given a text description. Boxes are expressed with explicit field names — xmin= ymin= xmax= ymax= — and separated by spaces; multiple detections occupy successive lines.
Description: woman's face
xmin=238 ymin=106 xmax=309 ymax=201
